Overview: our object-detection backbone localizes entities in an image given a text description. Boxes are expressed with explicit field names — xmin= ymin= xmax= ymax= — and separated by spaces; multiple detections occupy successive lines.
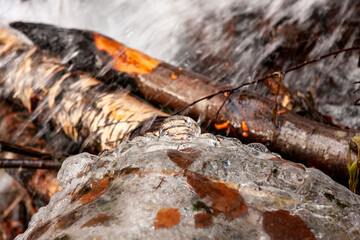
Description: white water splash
xmin=1 ymin=0 xmax=359 ymax=129
xmin=0 ymin=0 xmax=330 ymax=62
xmin=0 ymin=0 xmax=233 ymax=63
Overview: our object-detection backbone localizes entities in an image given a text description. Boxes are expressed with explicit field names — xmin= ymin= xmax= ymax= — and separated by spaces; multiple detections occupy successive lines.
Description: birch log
xmin=9 ymin=22 xmax=360 ymax=185
xmin=0 ymin=27 xmax=167 ymax=151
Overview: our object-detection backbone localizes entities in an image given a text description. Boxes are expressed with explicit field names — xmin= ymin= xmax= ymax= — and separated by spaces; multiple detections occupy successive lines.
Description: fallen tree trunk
xmin=9 ymin=22 xmax=229 ymax=119
xmin=0 ymin=27 xmax=167 ymax=152
xmin=223 ymin=92 xmax=356 ymax=184
xmin=9 ymin=22 xmax=359 ymax=184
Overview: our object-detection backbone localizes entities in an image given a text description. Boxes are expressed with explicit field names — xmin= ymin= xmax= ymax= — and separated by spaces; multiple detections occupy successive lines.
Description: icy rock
xmin=17 ymin=116 xmax=360 ymax=240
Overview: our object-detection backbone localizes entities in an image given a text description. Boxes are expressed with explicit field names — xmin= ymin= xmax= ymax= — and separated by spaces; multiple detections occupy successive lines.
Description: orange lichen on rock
xmin=93 ymin=33 xmax=160 ymax=75
xmin=194 ymin=213 xmax=213 ymax=228
xmin=186 ymin=172 xmax=247 ymax=220
xmin=154 ymin=208 xmax=181 ymax=229
xmin=214 ymin=120 xmax=230 ymax=130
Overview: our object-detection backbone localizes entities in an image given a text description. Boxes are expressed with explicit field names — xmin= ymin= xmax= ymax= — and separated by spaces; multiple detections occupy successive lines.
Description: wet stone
xmin=16 ymin=117 xmax=360 ymax=240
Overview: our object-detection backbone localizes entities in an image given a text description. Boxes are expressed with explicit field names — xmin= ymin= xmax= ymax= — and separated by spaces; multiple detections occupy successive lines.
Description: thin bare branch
xmin=0 ymin=140 xmax=52 ymax=159
xmin=0 ymin=158 xmax=61 ymax=169
xmin=173 ymin=46 xmax=360 ymax=116
xmin=284 ymin=46 xmax=360 ymax=74
xmin=202 ymin=92 xmax=233 ymax=133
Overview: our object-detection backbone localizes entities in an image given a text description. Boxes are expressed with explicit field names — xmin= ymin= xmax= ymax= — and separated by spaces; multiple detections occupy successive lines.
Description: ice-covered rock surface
xmin=17 ymin=116 xmax=360 ymax=240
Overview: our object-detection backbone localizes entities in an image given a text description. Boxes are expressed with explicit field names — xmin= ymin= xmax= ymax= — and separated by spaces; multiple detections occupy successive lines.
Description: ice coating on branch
xmin=159 ymin=115 xmax=201 ymax=140
xmin=17 ymin=116 xmax=360 ymax=240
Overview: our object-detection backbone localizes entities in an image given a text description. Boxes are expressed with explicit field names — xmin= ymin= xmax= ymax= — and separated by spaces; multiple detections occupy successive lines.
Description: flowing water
xmin=1 ymin=0 xmax=360 ymax=128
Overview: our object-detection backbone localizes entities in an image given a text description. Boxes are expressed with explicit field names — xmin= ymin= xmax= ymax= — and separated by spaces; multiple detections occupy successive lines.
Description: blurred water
xmin=1 ymin=0 xmax=360 ymax=127
xmin=0 ymin=0 xmax=232 ymax=63
xmin=173 ymin=0 xmax=360 ymax=127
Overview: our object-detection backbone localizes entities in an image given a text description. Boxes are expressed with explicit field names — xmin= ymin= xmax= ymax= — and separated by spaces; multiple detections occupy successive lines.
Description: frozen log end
xmin=17 ymin=116 xmax=360 ymax=240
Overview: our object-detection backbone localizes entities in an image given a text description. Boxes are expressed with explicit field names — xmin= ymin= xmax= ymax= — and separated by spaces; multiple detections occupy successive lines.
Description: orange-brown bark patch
xmin=93 ymin=33 xmax=160 ymax=75
xmin=241 ymin=120 xmax=249 ymax=132
xmin=154 ymin=208 xmax=181 ymax=229
xmin=171 ymin=73 xmax=178 ymax=79
xmin=214 ymin=121 xmax=230 ymax=130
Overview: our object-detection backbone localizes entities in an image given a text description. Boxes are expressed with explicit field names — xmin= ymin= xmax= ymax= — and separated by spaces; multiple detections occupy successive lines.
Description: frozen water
xmin=17 ymin=116 xmax=360 ymax=240
xmin=159 ymin=115 xmax=201 ymax=141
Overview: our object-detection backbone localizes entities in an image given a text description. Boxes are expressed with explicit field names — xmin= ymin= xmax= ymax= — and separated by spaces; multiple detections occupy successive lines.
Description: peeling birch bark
xmin=0 ymin=27 xmax=167 ymax=151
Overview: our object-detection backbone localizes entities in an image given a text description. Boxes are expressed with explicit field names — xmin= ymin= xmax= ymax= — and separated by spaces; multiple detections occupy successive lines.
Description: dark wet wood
xmin=8 ymin=22 xmax=359 ymax=184
xmin=222 ymin=92 xmax=356 ymax=184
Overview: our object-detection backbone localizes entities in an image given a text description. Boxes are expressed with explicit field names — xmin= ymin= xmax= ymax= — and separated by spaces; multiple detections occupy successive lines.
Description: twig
xmin=0 ymin=158 xmax=61 ymax=169
xmin=202 ymin=91 xmax=233 ymax=132
xmin=284 ymin=46 xmax=360 ymax=74
xmin=0 ymin=140 xmax=52 ymax=159
xmin=173 ymin=46 xmax=360 ymax=117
